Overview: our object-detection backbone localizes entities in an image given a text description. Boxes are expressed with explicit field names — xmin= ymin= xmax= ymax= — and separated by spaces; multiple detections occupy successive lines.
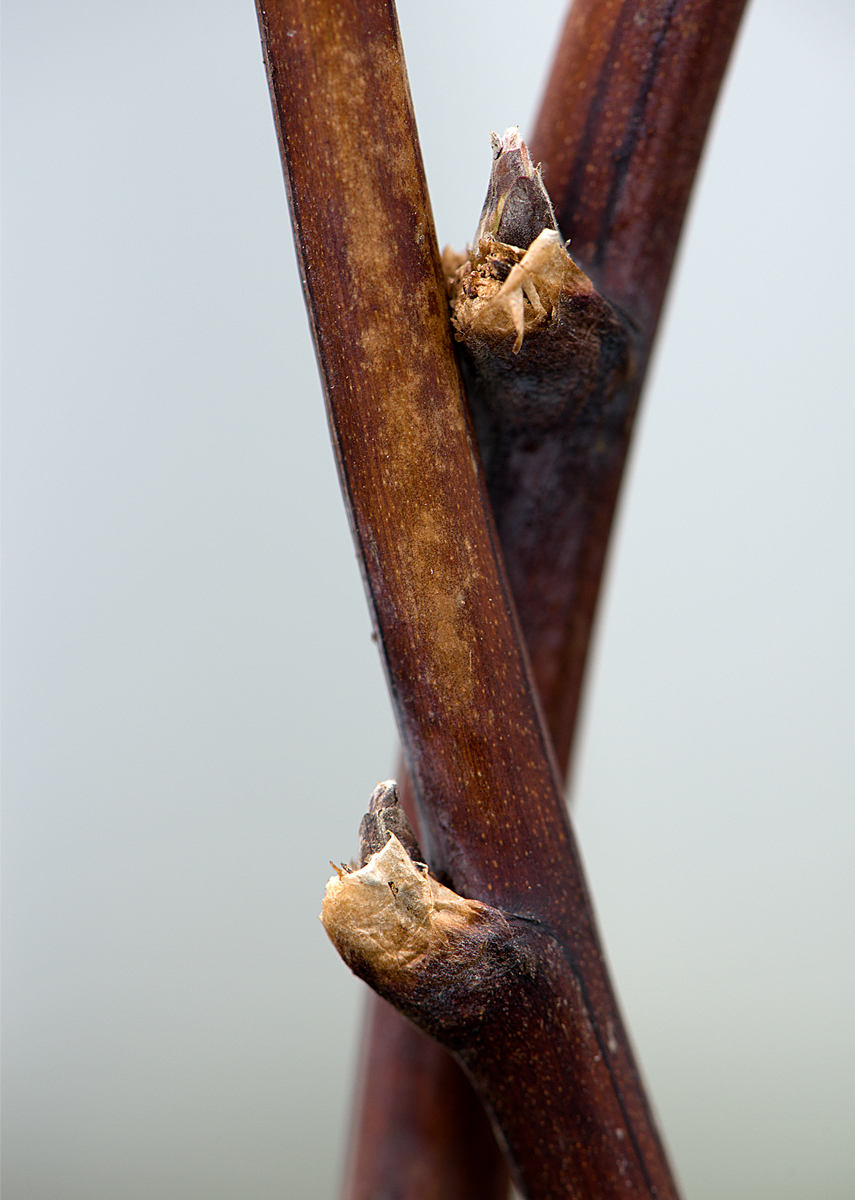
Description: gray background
xmin=3 ymin=1 xmax=853 ymax=1197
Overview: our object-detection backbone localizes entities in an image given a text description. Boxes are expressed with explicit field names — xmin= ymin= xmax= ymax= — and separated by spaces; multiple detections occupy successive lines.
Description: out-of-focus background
xmin=3 ymin=1 xmax=853 ymax=1197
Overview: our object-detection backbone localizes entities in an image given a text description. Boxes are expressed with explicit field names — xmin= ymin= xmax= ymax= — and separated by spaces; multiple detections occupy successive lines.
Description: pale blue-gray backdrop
xmin=3 ymin=1 xmax=853 ymax=1197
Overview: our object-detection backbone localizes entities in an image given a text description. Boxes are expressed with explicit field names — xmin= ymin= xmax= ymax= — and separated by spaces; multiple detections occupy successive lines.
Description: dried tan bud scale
xmin=451 ymin=228 xmax=594 ymax=354
xmin=321 ymin=834 xmax=497 ymax=980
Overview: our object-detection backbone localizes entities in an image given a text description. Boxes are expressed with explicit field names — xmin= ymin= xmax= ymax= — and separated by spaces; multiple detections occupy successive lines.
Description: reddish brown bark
xmin=533 ymin=0 xmax=748 ymax=339
xmin=518 ymin=0 xmax=748 ymax=772
xmin=344 ymin=776 xmax=508 ymax=1200
xmin=254 ymin=0 xmax=681 ymax=1195
xmin=344 ymin=981 xmax=509 ymax=1200
xmin=341 ymin=1 xmax=747 ymax=1197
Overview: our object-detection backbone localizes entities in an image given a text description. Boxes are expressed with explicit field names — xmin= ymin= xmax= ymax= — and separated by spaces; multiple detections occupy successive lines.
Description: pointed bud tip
xmin=474 ymin=128 xmax=557 ymax=251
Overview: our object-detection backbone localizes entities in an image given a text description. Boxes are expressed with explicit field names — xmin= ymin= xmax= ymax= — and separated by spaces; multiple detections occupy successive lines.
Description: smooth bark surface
xmin=341 ymin=1 xmax=747 ymax=1196
xmin=519 ymin=0 xmax=748 ymax=768
xmin=255 ymin=0 xmax=678 ymax=1195
xmin=346 ymin=994 xmax=507 ymax=1200
xmin=346 ymin=996 xmax=509 ymax=1200
xmin=533 ymin=0 xmax=749 ymax=338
